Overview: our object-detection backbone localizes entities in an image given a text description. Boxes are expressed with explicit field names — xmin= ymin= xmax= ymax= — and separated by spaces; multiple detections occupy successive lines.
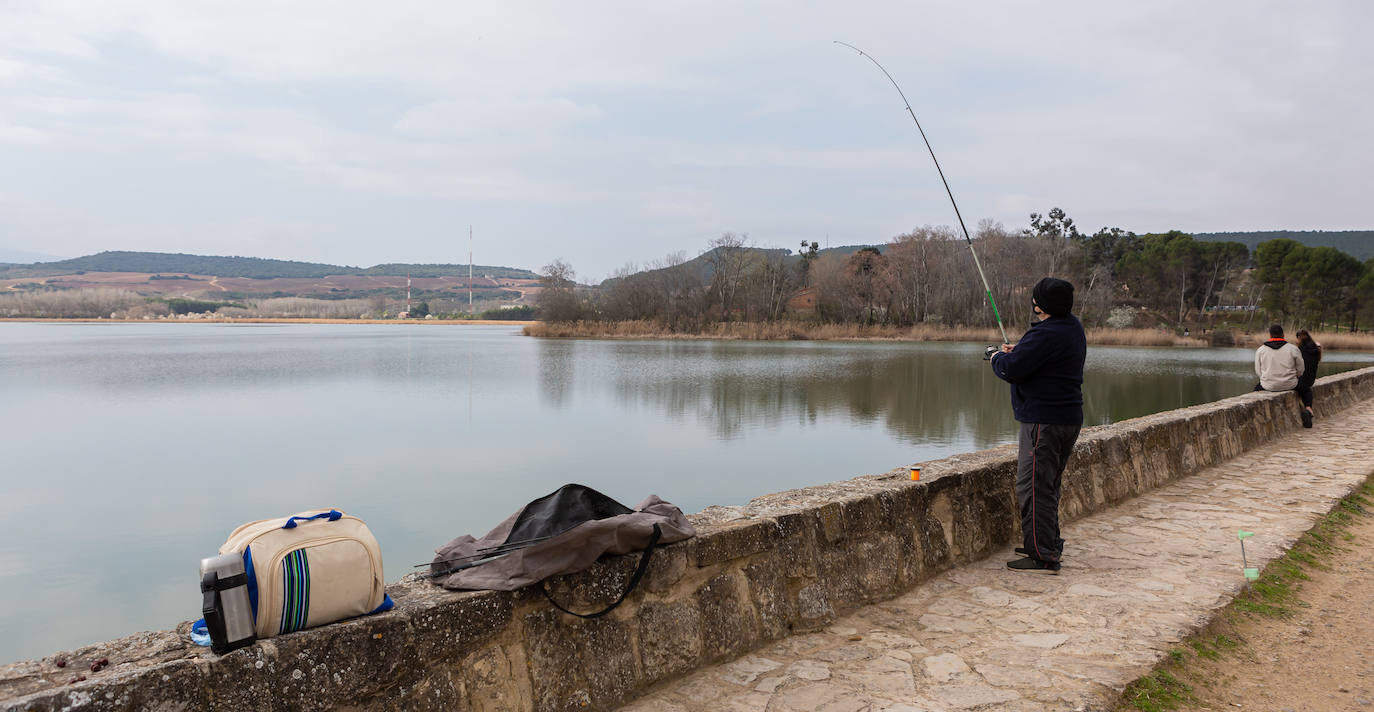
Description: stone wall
xmin=5 ymin=366 xmax=1373 ymax=712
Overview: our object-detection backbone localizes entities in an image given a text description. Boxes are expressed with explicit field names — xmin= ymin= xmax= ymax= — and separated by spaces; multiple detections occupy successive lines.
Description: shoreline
xmin=522 ymin=320 xmax=1214 ymax=348
xmin=522 ymin=321 xmax=1374 ymax=351
xmin=0 ymin=317 xmax=537 ymax=326
xmin=5 ymin=317 xmax=1372 ymax=351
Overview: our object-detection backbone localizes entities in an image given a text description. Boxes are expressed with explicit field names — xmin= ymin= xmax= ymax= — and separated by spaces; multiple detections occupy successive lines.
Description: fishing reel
xmin=983 ymin=345 xmax=998 ymax=360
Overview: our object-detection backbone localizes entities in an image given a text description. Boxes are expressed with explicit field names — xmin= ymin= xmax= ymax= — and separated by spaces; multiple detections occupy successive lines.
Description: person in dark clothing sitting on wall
xmin=1295 ymin=329 xmax=1322 ymax=428
xmin=988 ymin=277 xmax=1087 ymax=575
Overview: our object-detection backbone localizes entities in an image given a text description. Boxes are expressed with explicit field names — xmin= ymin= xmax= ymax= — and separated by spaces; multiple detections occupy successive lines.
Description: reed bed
xmin=522 ymin=320 xmax=1226 ymax=348
xmin=1309 ymin=332 xmax=1374 ymax=351
xmin=1226 ymin=330 xmax=1374 ymax=352
xmin=520 ymin=321 xmax=941 ymax=341
xmin=1084 ymin=328 xmax=1206 ymax=348
xmin=0 ymin=316 xmax=536 ymax=325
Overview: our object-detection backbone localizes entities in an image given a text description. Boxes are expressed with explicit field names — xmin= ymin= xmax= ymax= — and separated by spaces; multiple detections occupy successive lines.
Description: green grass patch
xmin=1211 ymin=634 xmax=1239 ymax=651
xmin=1121 ymin=670 xmax=1191 ymax=712
xmin=1187 ymin=640 xmax=1220 ymax=660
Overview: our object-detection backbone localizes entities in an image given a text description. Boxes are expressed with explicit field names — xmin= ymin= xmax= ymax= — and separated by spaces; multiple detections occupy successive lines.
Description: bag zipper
xmin=221 ymin=510 xmax=353 ymax=554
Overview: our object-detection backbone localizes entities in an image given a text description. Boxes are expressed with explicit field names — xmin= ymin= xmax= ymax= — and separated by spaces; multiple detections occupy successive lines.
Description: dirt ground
xmin=1168 ymin=504 xmax=1374 ymax=711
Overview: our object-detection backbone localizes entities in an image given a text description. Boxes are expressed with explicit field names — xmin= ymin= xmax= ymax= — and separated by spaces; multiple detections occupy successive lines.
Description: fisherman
xmin=988 ymin=277 xmax=1086 ymax=575
xmin=1253 ymin=324 xmax=1307 ymax=423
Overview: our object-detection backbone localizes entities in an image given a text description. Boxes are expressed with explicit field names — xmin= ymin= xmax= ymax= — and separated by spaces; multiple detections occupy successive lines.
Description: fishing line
xmin=834 ymin=40 xmax=1010 ymax=344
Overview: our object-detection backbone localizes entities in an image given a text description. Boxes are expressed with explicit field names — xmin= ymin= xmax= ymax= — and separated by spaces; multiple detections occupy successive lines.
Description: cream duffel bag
xmin=220 ymin=508 xmax=393 ymax=638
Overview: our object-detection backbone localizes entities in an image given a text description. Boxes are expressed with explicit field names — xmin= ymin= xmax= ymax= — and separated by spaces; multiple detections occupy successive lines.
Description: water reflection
xmin=538 ymin=339 xmax=576 ymax=407
xmin=555 ymin=340 xmax=1344 ymax=449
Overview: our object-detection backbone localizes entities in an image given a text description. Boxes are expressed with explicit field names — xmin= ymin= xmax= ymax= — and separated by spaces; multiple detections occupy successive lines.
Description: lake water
xmin=1 ymin=322 xmax=1369 ymax=664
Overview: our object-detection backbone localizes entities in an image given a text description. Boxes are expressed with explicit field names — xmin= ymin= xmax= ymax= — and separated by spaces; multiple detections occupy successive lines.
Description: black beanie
xmin=1032 ymin=277 xmax=1074 ymax=317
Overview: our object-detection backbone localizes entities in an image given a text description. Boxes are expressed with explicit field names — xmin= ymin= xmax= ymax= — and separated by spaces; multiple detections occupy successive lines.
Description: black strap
xmin=200 ymin=572 xmax=229 ymax=654
xmin=541 ymin=524 xmax=662 ymax=619
xmin=200 ymin=573 xmax=247 ymax=592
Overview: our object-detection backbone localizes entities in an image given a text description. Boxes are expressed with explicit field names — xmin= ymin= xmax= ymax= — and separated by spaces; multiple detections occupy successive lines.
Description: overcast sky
xmin=1 ymin=2 xmax=1370 ymax=279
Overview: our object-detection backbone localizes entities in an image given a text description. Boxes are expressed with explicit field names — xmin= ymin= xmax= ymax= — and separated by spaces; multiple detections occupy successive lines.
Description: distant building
xmin=787 ymin=288 xmax=817 ymax=313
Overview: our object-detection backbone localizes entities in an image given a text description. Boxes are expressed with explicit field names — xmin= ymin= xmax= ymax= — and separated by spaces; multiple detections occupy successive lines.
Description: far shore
xmin=521 ymin=320 xmax=1374 ymax=351
xmin=6 ymin=317 xmax=1372 ymax=351
xmin=0 ymin=317 xmax=537 ymax=326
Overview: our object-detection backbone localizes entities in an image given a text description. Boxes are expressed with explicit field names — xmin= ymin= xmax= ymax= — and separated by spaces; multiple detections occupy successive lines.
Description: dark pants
xmin=1015 ymin=422 xmax=1081 ymax=563
xmin=1254 ymin=382 xmax=1313 ymax=408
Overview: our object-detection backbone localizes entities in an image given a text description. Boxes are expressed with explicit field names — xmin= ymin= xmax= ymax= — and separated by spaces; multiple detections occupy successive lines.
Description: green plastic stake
xmin=1238 ymin=530 xmax=1256 ymax=580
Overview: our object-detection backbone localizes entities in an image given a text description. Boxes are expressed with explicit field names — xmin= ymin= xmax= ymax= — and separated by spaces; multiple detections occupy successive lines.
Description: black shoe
xmin=1015 ymin=547 xmax=1064 ymax=559
xmin=1007 ymin=557 xmax=1060 ymax=574
xmin=1302 ymin=410 xmax=1313 ymax=428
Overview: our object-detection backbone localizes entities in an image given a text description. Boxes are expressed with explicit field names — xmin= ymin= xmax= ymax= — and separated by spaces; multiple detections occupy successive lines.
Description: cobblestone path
xmin=621 ymin=400 xmax=1374 ymax=712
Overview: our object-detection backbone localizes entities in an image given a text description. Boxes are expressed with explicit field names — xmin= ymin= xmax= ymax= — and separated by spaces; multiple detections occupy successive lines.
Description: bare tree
xmin=811 ymin=254 xmax=856 ymax=323
xmin=0 ymin=288 xmax=143 ymax=318
xmin=884 ymin=226 xmax=957 ymax=325
xmin=738 ymin=249 xmax=797 ymax=322
xmin=536 ymin=258 xmax=583 ymax=322
xmin=705 ymin=233 xmax=750 ymax=320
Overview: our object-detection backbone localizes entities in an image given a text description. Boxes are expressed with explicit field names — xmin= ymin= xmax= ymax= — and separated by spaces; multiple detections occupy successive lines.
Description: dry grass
xmin=0 ymin=317 xmax=535 ymax=325
xmin=523 ymin=321 xmax=1218 ymax=347
xmin=1226 ymin=330 xmax=1374 ymax=352
xmin=1311 ymin=332 xmax=1374 ymax=351
xmin=1085 ymin=328 xmax=1206 ymax=348
xmin=520 ymin=321 xmax=997 ymax=341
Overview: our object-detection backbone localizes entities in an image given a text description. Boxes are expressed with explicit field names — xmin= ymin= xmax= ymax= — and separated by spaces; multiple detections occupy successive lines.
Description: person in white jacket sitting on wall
xmin=1254 ymin=324 xmax=1305 ymax=415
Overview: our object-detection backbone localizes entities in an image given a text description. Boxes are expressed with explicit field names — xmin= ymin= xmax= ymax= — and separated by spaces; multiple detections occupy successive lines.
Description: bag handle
xmin=282 ymin=510 xmax=342 ymax=529
xmin=541 ymin=524 xmax=662 ymax=619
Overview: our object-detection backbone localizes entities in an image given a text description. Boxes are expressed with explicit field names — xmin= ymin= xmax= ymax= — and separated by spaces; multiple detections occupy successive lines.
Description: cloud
xmin=0 ymin=2 xmax=1371 ymax=272
xmin=0 ymin=122 xmax=46 ymax=145
xmin=394 ymin=97 xmax=604 ymax=140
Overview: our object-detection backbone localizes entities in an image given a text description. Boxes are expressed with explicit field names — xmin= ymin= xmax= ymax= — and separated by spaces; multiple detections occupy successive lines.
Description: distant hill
xmin=598 ymin=244 xmax=878 ymax=288
xmin=0 ymin=251 xmax=538 ymax=280
xmin=1193 ymin=231 xmax=1373 ymax=262
xmin=358 ymin=263 xmax=537 ymax=279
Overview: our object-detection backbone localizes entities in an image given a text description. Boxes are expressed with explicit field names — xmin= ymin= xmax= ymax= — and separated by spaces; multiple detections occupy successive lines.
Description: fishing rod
xmin=834 ymin=41 xmax=1010 ymax=345
xmin=424 ymin=551 xmax=514 ymax=579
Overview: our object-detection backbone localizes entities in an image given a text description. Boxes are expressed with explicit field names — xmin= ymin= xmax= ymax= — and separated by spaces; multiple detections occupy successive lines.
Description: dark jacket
xmin=990 ymin=314 xmax=1087 ymax=425
xmin=1298 ymin=341 xmax=1322 ymax=389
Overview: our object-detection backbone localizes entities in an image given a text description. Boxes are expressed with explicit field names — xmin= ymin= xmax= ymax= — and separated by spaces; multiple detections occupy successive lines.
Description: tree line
xmin=0 ymin=289 xmax=534 ymax=320
xmin=0 ymin=251 xmax=539 ymax=280
xmin=537 ymin=209 xmax=1374 ymax=333
xmin=1195 ymin=230 xmax=1374 ymax=262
